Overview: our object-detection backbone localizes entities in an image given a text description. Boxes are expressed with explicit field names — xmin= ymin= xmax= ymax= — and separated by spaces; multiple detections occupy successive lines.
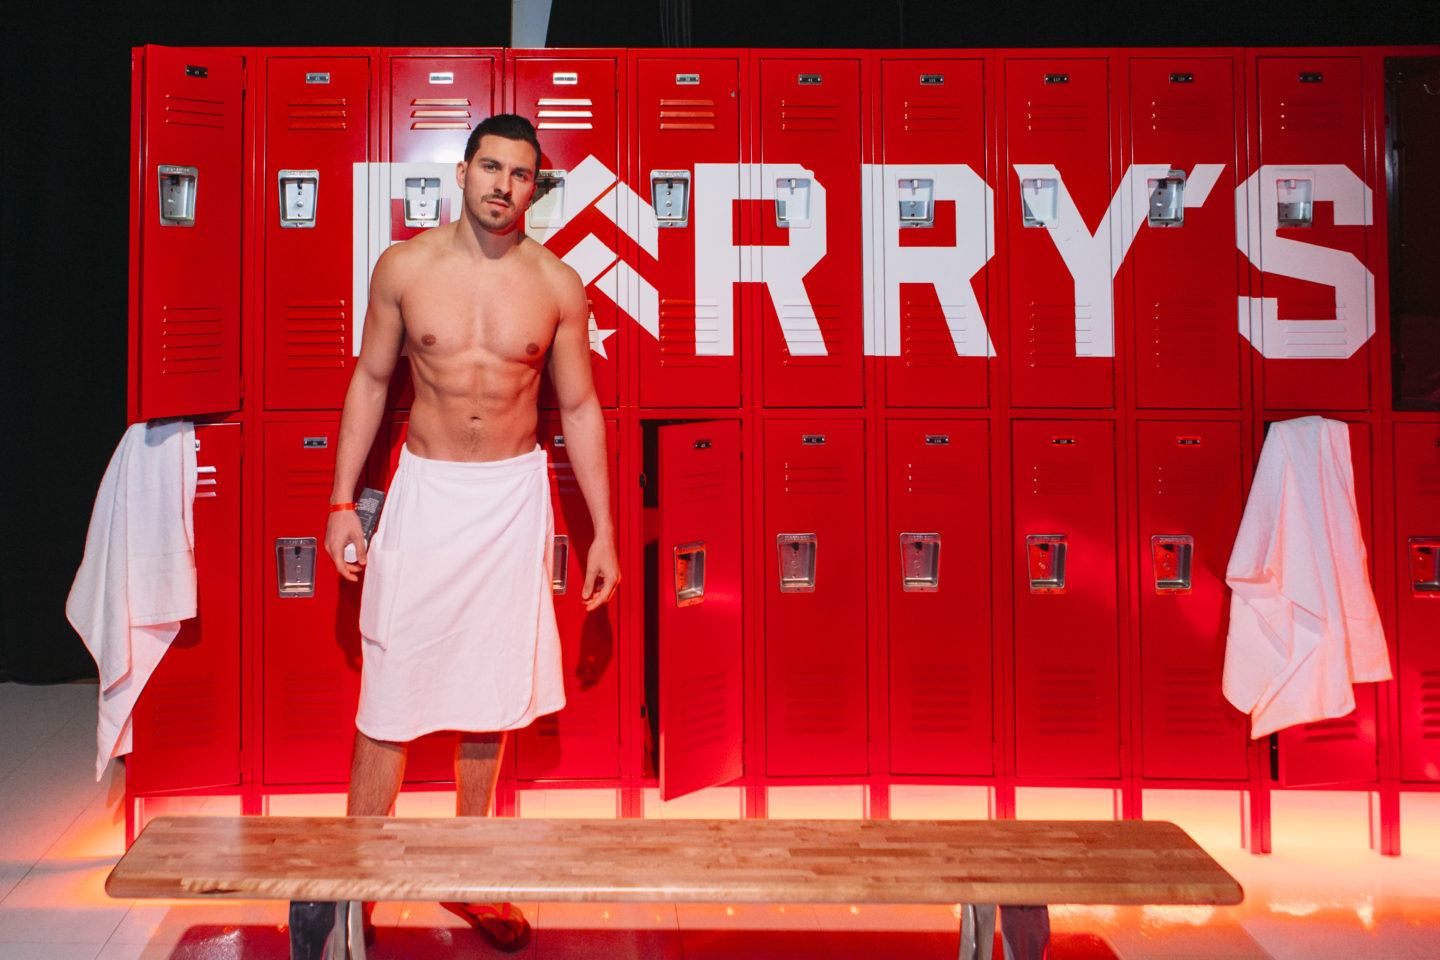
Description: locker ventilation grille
xmin=1420 ymin=671 xmax=1440 ymax=739
xmin=658 ymin=98 xmax=716 ymax=131
xmin=164 ymin=94 xmax=226 ymax=129
xmin=1297 ymin=714 xmax=1364 ymax=745
xmin=903 ymin=300 xmax=978 ymax=364
xmin=1276 ymin=98 xmax=1343 ymax=132
xmin=901 ymin=101 xmax=966 ymax=133
xmin=1414 ymin=464 xmax=1440 ymax=497
xmin=1026 ymin=302 xmax=1096 ymax=366
xmin=675 ymin=466 xmax=725 ymax=504
xmin=536 ymin=97 xmax=593 ymax=130
xmin=780 ymin=662 xmax=853 ymax=734
xmin=283 ymin=301 xmax=348 ymax=370
xmin=779 ymin=302 xmax=844 ymax=365
xmin=410 ymin=97 xmax=473 ymax=131
xmin=1150 ymin=302 xmax=1225 ymax=370
xmin=551 ymin=459 xmax=580 ymax=497
xmin=147 ymin=678 xmax=220 ymax=749
xmin=1147 ymin=99 xmax=1217 ymax=132
xmin=281 ymin=673 xmax=347 ymax=741
xmin=779 ymin=103 xmax=841 ymax=133
xmin=904 ymin=463 xmax=966 ymax=497
xmin=783 ymin=463 xmax=846 ymax=495
xmin=1024 ymin=102 xmax=1093 ymax=133
xmin=160 ymin=306 xmax=224 ymax=375
xmin=281 ymin=464 xmax=333 ymax=500
xmin=659 ymin=299 xmax=723 ymax=363
xmin=286 ymin=99 xmax=352 ymax=131
xmin=1150 ymin=462 xmax=1214 ymax=497
xmin=1028 ymin=464 xmax=1094 ymax=497
xmin=1160 ymin=668 xmax=1229 ymax=736
xmin=907 ymin=668 xmax=973 ymax=734
xmin=1036 ymin=667 xmax=1101 ymax=735
xmin=681 ymin=672 xmax=730 ymax=749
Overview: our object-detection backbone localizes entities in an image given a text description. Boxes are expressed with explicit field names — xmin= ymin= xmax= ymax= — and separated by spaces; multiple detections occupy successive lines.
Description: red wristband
xmin=329 ymin=502 xmax=357 ymax=513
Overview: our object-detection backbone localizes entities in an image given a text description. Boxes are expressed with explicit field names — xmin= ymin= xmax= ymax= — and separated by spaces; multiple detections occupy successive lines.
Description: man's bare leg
xmin=347 ymin=730 xmax=408 ymax=816
xmin=446 ymin=731 xmax=529 ymax=950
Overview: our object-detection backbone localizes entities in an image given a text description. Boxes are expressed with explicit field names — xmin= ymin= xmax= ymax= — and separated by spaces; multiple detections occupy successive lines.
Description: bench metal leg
xmin=958 ymin=903 xmax=997 ymax=960
xmin=958 ymin=904 xmax=1051 ymax=960
xmin=288 ymin=901 xmax=367 ymax=960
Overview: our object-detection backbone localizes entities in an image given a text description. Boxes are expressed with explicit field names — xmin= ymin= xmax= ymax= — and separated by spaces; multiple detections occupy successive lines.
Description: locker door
xmin=1012 ymin=420 xmax=1120 ymax=777
xmin=136 ymin=47 xmax=244 ymax=420
xmin=511 ymin=55 xmax=622 ymax=409
xmin=1005 ymin=59 xmax=1114 ymax=408
xmin=1252 ymin=58 xmax=1372 ymax=411
xmin=1129 ymin=57 xmax=1242 ymax=409
xmin=879 ymin=59 xmax=993 ymax=408
xmin=658 ymin=421 xmax=744 ymax=799
xmin=886 ymin=420 xmax=993 ymax=776
xmin=513 ymin=419 xmax=623 ymax=779
xmin=261 ymin=421 xmax=362 ymax=784
xmin=128 ymin=424 xmax=243 ymax=793
xmin=758 ymin=59 xmax=865 ymax=408
xmin=1136 ymin=421 xmax=1247 ymax=779
xmin=263 ymin=57 xmax=370 ymax=411
xmin=1394 ymin=423 xmax=1440 ymax=782
xmin=384 ymin=55 xmax=499 ymax=410
xmin=764 ymin=420 xmax=868 ymax=775
xmin=1277 ymin=421 xmax=1380 ymax=785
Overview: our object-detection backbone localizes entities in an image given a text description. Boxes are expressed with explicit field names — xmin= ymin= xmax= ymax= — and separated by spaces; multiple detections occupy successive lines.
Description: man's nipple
xmin=421 ymin=334 xmax=437 ymax=346
xmin=526 ymin=342 xmax=540 ymax=356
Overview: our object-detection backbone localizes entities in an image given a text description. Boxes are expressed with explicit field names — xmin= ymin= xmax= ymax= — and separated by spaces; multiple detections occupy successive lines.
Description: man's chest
xmin=401 ymin=279 xmax=558 ymax=363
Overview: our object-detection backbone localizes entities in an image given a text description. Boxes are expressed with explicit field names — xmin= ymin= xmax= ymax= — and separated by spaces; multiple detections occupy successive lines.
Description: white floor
xmin=1 ymin=681 xmax=1437 ymax=959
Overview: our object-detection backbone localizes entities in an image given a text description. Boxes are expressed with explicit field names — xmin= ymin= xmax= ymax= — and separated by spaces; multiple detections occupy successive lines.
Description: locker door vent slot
xmin=157 ymin=165 xmax=199 ymax=226
xmin=276 ymin=538 xmax=317 ymax=598
xmin=900 ymin=533 xmax=941 ymax=592
xmin=552 ymin=535 xmax=570 ymax=594
xmin=1409 ymin=537 xmax=1440 ymax=595
xmin=403 ymin=177 xmax=442 ymax=227
xmin=1147 ymin=169 xmax=1187 ymax=227
xmin=1026 ymin=534 xmax=1067 ymax=594
xmin=1020 ymin=178 xmax=1059 ymax=227
xmin=1276 ymin=178 xmax=1314 ymax=228
xmin=1151 ymin=535 xmax=1195 ymax=595
xmin=527 ymin=170 xmax=567 ymax=228
xmin=777 ymin=533 xmax=818 ymax=593
xmin=278 ymin=169 xmax=319 ymax=228
xmin=897 ymin=178 xmax=935 ymax=228
xmin=674 ymin=541 xmax=707 ymax=607
xmin=650 ymin=170 xmax=691 ymax=228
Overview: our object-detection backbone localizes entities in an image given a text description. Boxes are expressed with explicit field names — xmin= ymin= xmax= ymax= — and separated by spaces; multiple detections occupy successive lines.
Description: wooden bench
xmin=107 ymin=815 xmax=1243 ymax=958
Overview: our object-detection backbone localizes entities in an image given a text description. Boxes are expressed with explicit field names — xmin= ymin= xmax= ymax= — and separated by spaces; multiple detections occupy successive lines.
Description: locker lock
xmin=650 ymin=170 xmax=691 ymax=228
xmin=1151 ymin=535 xmax=1195 ymax=595
xmin=1020 ymin=178 xmax=1058 ymax=228
xmin=1276 ymin=177 xmax=1314 ymax=228
xmin=897 ymin=178 xmax=935 ymax=228
xmin=1147 ymin=169 xmax=1187 ymax=227
xmin=899 ymin=533 xmax=941 ymax=592
xmin=275 ymin=538 xmax=318 ymax=598
xmin=1409 ymin=537 xmax=1440 ymax=596
xmin=1026 ymin=534 xmax=1067 ymax=594
xmin=278 ymin=170 xmax=319 ymax=228
xmin=403 ymin=177 xmax=443 ymax=227
xmin=157 ymin=165 xmax=198 ymax=227
xmin=774 ymin=177 xmax=812 ymax=228
xmin=527 ymin=170 xmax=567 ymax=229
xmin=551 ymin=535 xmax=570 ymax=594
xmin=777 ymin=533 xmax=817 ymax=592
xmin=674 ymin=540 xmax=707 ymax=606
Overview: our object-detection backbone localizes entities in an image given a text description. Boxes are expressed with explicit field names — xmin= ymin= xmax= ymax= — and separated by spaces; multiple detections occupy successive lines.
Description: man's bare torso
xmin=389 ymin=222 xmax=566 ymax=462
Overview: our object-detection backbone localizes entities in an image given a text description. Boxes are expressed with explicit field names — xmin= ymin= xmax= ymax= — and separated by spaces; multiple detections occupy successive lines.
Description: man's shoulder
xmin=521 ymin=240 xmax=584 ymax=296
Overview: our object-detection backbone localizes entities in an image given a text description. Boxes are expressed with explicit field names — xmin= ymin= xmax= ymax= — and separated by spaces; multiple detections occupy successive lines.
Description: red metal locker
xmin=635 ymin=57 xmax=743 ymax=407
xmin=1250 ymin=57 xmax=1373 ymax=411
xmin=135 ymin=47 xmax=244 ymax=420
xmin=758 ymin=59 xmax=866 ymax=408
xmin=128 ymin=424 xmax=243 ymax=793
xmin=261 ymin=420 xmax=363 ymax=784
xmin=879 ymin=59 xmax=993 ymax=409
xmin=1136 ymin=421 xmax=1247 ymax=780
xmin=513 ymin=418 xmax=623 ymax=779
xmin=1012 ymin=420 xmax=1120 ymax=778
xmin=263 ymin=57 xmax=370 ymax=411
xmin=764 ymin=420 xmax=868 ymax=776
xmin=1277 ymin=420 xmax=1380 ymax=785
xmin=658 ymin=421 xmax=744 ymax=799
xmin=1004 ymin=59 xmax=1115 ymax=408
xmin=886 ymin=420 xmax=993 ymax=776
xmin=1393 ymin=422 xmax=1440 ymax=782
xmin=1128 ymin=57 xmax=1243 ymax=409
xmin=510 ymin=55 xmax=622 ymax=409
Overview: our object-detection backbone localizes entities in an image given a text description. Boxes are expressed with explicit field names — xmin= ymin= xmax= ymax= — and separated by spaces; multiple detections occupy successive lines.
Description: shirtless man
xmin=321 ymin=114 xmax=619 ymax=951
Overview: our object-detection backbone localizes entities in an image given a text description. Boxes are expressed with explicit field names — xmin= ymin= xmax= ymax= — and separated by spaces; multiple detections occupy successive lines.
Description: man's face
xmin=456 ymin=134 xmax=540 ymax=234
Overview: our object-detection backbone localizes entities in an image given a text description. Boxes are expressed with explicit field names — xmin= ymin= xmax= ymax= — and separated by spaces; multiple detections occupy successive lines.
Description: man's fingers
xmin=581 ymin=566 xmax=598 ymax=601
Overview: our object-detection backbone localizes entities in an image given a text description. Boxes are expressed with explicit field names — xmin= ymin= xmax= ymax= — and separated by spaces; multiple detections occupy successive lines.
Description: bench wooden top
xmin=106 ymin=816 xmax=1243 ymax=907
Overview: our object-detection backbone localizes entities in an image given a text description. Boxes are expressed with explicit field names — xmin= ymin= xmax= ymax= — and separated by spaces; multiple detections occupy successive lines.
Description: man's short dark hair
xmin=464 ymin=114 xmax=543 ymax=169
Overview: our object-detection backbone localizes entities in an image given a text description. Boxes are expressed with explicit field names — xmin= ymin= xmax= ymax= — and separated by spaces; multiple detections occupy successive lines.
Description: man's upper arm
xmin=548 ymin=263 xmax=597 ymax=412
xmin=355 ymin=247 xmax=407 ymax=386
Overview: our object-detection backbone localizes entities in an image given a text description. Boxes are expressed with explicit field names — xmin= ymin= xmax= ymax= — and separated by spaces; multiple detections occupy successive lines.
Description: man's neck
xmin=455 ymin=214 xmax=524 ymax=261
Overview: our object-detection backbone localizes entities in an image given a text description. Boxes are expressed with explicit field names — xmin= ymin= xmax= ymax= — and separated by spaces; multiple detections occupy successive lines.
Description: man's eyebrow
xmin=476 ymin=155 xmax=534 ymax=177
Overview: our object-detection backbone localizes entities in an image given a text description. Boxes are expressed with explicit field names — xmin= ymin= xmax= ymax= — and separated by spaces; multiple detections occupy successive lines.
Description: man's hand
xmin=581 ymin=535 xmax=620 ymax=612
xmin=325 ymin=509 xmax=368 ymax=582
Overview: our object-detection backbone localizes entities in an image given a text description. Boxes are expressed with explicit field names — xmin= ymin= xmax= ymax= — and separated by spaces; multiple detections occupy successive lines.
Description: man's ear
xmin=455 ymin=159 xmax=467 ymax=189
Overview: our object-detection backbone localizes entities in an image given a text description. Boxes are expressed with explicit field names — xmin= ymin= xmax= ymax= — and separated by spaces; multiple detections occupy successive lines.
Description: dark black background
xmin=2 ymin=0 xmax=1436 ymax=681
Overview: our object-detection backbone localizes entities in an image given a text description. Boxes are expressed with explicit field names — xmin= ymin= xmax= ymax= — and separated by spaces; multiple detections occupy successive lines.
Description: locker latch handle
xmin=777 ymin=533 xmax=817 ymax=592
xmin=1276 ymin=177 xmax=1314 ymax=228
xmin=1410 ymin=537 xmax=1440 ymax=595
xmin=403 ymin=177 xmax=443 ymax=227
xmin=527 ymin=169 xmax=567 ymax=229
xmin=275 ymin=538 xmax=318 ymax=598
xmin=157 ymin=165 xmax=199 ymax=227
xmin=674 ymin=540 xmax=707 ymax=607
xmin=552 ymin=535 xmax=570 ymax=594
xmin=1020 ymin=178 xmax=1058 ymax=228
xmin=1147 ymin=169 xmax=1187 ymax=227
xmin=774 ymin=177 xmax=812 ymax=228
xmin=1026 ymin=534 xmax=1067 ymax=594
xmin=650 ymin=169 xmax=691 ymax=228
xmin=1151 ymin=535 xmax=1195 ymax=595
xmin=900 ymin=533 xmax=941 ymax=592
xmin=897 ymin=178 xmax=935 ymax=228
xmin=278 ymin=169 xmax=319 ymax=228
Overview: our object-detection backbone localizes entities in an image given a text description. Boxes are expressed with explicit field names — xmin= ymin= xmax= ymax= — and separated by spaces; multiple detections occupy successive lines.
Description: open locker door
xmin=658 ymin=421 xmax=744 ymax=801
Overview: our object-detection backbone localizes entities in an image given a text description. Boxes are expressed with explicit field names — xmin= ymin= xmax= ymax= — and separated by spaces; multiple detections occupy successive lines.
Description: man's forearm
xmin=558 ymin=399 xmax=614 ymax=541
xmin=330 ymin=374 xmax=389 ymax=503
